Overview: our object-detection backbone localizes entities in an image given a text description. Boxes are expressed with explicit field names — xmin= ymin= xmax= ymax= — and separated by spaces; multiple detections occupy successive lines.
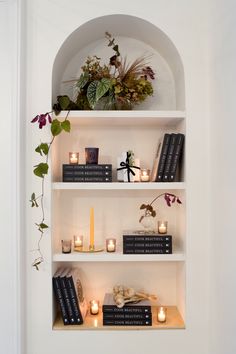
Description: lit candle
xmin=106 ymin=238 xmax=116 ymax=252
xmin=74 ymin=235 xmax=83 ymax=248
xmin=61 ymin=240 xmax=72 ymax=254
xmin=140 ymin=169 xmax=150 ymax=182
xmin=158 ymin=221 xmax=168 ymax=234
xmin=157 ymin=307 xmax=166 ymax=323
xmin=69 ymin=152 xmax=79 ymax=164
xmin=90 ymin=207 xmax=94 ymax=250
xmin=90 ymin=300 xmax=99 ymax=315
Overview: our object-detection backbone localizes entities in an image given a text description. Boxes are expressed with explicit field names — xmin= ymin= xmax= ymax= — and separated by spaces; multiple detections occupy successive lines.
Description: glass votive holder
xmin=90 ymin=300 xmax=99 ymax=315
xmin=61 ymin=240 xmax=72 ymax=254
xmin=158 ymin=221 xmax=168 ymax=234
xmin=106 ymin=238 xmax=116 ymax=252
xmin=69 ymin=152 xmax=79 ymax=165
xmin=85 ymin=147 xmax=99 ymax=165
xmin=140 ymin=169 xmax=150 ymax=182
xmin=157 ymin=306 xmax=167 ymax=323
xmin=74 ymin=235 xmax=83 ymax=249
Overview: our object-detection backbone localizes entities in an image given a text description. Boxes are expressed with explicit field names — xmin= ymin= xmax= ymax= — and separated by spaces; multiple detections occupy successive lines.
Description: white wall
xmin=209 ymin=1 xmax=236 ymax=353
xmin=25 ymin=1 xmax=210 ymax=354
xmin=0 ymin=1 xmax=25 ymax=353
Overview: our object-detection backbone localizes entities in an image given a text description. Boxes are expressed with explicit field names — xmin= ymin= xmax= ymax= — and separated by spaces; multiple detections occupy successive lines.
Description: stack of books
xmin=52 ymin=268 xmax=87 ymax=325
xmin=62 ymin=164 xmax=112 ymax=182
xmin=155 ymin=133 xmax=185 ymax=182
xmin=102 ymin=293 xmax=152 ymax=326
xmin=123 ymin=231 xmax=172 ymax=254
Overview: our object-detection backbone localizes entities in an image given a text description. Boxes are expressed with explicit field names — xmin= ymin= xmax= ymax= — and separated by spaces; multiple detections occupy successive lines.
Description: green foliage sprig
xmin=30 ymin=97 xmax=71 ymax=270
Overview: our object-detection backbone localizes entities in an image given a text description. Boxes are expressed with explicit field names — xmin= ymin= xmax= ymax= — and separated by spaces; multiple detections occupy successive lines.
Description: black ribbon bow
xmin=117 ymin=152 xmax=140 ymax=182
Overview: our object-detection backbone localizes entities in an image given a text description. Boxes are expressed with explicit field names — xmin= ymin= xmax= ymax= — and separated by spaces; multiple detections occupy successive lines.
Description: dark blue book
xmin=52 ymin=269 xmax=69 ymax=325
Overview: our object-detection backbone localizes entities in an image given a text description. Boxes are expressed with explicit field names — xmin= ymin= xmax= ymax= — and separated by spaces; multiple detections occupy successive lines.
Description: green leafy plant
xmin=139 ymin=193 xmax=182 ymax=223
xmin=30 ymin=97 xmax=71 ymax=270
xmin=60 ymin=32 xmax=155 ymax=110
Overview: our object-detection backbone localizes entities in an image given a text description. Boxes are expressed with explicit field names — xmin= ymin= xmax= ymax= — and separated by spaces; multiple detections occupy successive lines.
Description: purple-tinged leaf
xmin=31 ymin=115 xmax=39 ymax=123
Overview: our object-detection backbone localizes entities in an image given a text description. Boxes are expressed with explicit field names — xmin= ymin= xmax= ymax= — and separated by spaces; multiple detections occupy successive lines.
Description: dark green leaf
xmin=51 ymin=119 xmax=62 ymax=136
xmin=96 ymin=78 xmax=111 ymax=101
xmin=39 ymin=223 xmax=49 ymax=229
xmin=33 ymin=163 xmax=49 ymax=178
xmin=31 ymin=193 xmax=36 ymax=200
xmin=58 ymin=95 xmax=70 ymax=110
xmin=113 ymin=44 xmax=120 ymax=56
xmin=140 ymin=204 xmax=147 ymax=210
xmin=61 ymin=120 xmax=71 ymax=133
xmin=87 ymin=80 xmax=99 ymax=108
xmin=151 ymin=211 xmax=156 ymax=217
xmin=35 ymin=143 xmax=49 ymax=156
xmin=76 ymin=72 xmax=89 ymax=89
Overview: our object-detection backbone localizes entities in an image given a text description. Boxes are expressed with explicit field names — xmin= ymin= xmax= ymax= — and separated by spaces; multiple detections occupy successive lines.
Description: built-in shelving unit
xmin=51 ymin=14 xmax=186 ymax=331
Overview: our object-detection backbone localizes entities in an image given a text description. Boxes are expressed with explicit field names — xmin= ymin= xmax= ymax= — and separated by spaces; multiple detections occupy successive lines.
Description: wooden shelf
xmin=53 ymin=306 xmax=185 ymax=330
xmin=53 ymin=251 xmax=185 ymax=262
xmin=56 ymin=110 xmax=185 ymax=127
xmin=52 ymin=182 xmax=186 ymax=190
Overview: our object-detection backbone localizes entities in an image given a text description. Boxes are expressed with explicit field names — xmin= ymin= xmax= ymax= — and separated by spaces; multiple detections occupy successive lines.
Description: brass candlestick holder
xmin=74 ymin=244 xmax=104 ymax=253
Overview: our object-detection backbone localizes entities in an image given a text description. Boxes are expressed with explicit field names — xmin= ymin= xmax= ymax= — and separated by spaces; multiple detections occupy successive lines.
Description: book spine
xmin=123 ymin=235 xmax=172 ymax=242
xmin=103 ymin=313 xmax=152 ymax=320
xmin=162 ymin=133 xmax=177 ymax=181
xmin=156 ymin=134 xmax=171 ymax=182
xmin=123 ymin=248 xmax=172 ymax=254
xmin=102 ymin=307 xmax=151 ymax=314
xmin=66 ymin=276 xmax=83 ymax=325
xmin=103 ymin=319 xmax=152 ymax=326
xmin=63 ymin=164 xmax=112 ymax=171
xmin=123 ymin=242 xmax=171 ymax=249
xmin=52 ymin=277 xmax=69 ymax=325
xmin=63 ymin=176 xmax=112 ymax=182
xmin=63 ymin=170 xmax=112 ymax=177
xmin=59 ymin=276 xmax=76 ymax=325
xmin=168 ymin=133 xmax=185 ymax=182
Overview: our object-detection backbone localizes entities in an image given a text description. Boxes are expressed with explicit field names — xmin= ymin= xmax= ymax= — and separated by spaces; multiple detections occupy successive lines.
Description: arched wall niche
xmin=52 ymin=14 xmax=185 ymax=110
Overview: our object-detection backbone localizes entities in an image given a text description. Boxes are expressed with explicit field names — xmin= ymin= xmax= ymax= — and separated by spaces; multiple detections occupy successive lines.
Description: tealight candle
xmin=61 ymin=240 xmax=72 ymax=254
xmin=157 ymin=306 xmax=167 ymax=323
xmin=140 ymin=169 xmax=150 ymax=182
xmin=90 ymin=300 xmax=99 ymax=315
xmin=74 ymin=235 xmax=83 ymax=248
xmin=106 ymin=238 xmax=116 ymax=252
xmin=158 ymin=221 xmax=168 ymax=234
xmin=69 ymin=152 xmax=79 ymax=165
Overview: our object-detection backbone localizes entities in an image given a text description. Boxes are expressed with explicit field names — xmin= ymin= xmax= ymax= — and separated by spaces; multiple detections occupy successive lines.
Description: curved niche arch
xmin=52 ymin=14 xmax=185 ymax=110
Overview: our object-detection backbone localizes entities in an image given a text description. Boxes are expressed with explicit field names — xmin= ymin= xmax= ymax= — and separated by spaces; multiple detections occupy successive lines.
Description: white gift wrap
xmin=117 ymin=152 xmax=140 ymax=182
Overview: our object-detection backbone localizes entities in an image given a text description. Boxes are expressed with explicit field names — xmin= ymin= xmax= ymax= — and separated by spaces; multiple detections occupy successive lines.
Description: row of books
xmin=63 ymin=164 xmax=112 ymax=182
xmin=151 ymin=133 xmax=185 ymax=182
xmin=102 ymin=293 xmax=152 ymax=326
xmin=123 ymin=232 xmax=172 ymax=254
xmin=52 ymin=268 xmax=87 ymax=325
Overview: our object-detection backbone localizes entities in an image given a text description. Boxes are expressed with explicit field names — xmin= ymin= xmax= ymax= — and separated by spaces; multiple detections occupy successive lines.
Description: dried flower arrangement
xmin=113 ymin=285 xmax=157 ymax=308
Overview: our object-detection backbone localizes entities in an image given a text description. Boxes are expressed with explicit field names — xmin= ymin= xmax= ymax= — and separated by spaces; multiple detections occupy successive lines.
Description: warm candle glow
xmin=74 ymin=235 xmax=83 ymax=248
xmin=69 ymin=152 xmax=79 ymax=164
xmin=90 ymin=208 xmax=94 ymax=250
xmin=106 ymin=238 xmax=116 ymax=252
xmin=157 ymin=306 xmax=166 ymax=323
xmin=140 ymin=169 xmax=150 ymax=182
xmin=158 ymin=221 xmax=168 ymax=234
xmin=90 ymin=300 xmax=99 ymax=315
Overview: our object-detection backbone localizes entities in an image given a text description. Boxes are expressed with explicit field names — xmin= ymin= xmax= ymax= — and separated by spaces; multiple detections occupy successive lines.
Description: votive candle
xmin=90 ymin=300 xmax=99 ymax=315
xmin=157 ymin=306 xmax=167 ymax=323
xmin=106 ymin=238 xmax=116 ymax=252
xmin=74 ymin=235 xmax=83 ymax=248
xmin=140 ymin=169 xmax=150 ymax=182
xmin=158 ymin=221 xmax=168 ymax=234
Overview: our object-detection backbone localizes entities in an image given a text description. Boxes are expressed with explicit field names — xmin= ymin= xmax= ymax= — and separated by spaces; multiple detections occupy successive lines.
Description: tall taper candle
xmin=90 ymin=207 xmax=94 ymax=250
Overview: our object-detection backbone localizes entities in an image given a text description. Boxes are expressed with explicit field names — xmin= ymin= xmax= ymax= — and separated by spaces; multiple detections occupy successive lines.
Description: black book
xmin=65 ymin=268 xmax=85 ymax=325
xmin=63 ymin=176 xmax=112 ymax=182
xmin=52 ymin=269 xmax=69 ymax=325
xmin=156 ymin=134 xmax=171 ymax=182
xmin=123 ymin=242 xmax=171 ymax=249
xmin=123 ymin=248 xmax=172 ymax=254
xmin=162 ymin=133 xmax=177 ymax=181
xmin=168 ymin=133 xmax=185 ymax=182
xmin=63 ymin=170 xmax=112 ymax=177
xmin=103 ymin=319 xmax=152 ymax=326
xmin=123 ymin=234 xmax=172 ymax=243
xmin=102 ymin=293 xmax=151 ymax=314
xmin=63 ymin=164 xmax=112 ymax=171
xmin=103 ymin=312 xmax=152 ymax=320
xmin=59 ymin=269 xmax=76 ymax=325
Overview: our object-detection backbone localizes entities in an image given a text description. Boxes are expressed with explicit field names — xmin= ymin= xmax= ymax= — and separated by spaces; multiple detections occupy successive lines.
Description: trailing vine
xmin=30 ymin=96 xmax=71 ymax=270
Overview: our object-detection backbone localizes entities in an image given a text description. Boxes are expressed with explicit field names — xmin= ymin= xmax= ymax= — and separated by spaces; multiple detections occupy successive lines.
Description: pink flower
xmin=31 ymin=113 xmax=52 ymax=129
